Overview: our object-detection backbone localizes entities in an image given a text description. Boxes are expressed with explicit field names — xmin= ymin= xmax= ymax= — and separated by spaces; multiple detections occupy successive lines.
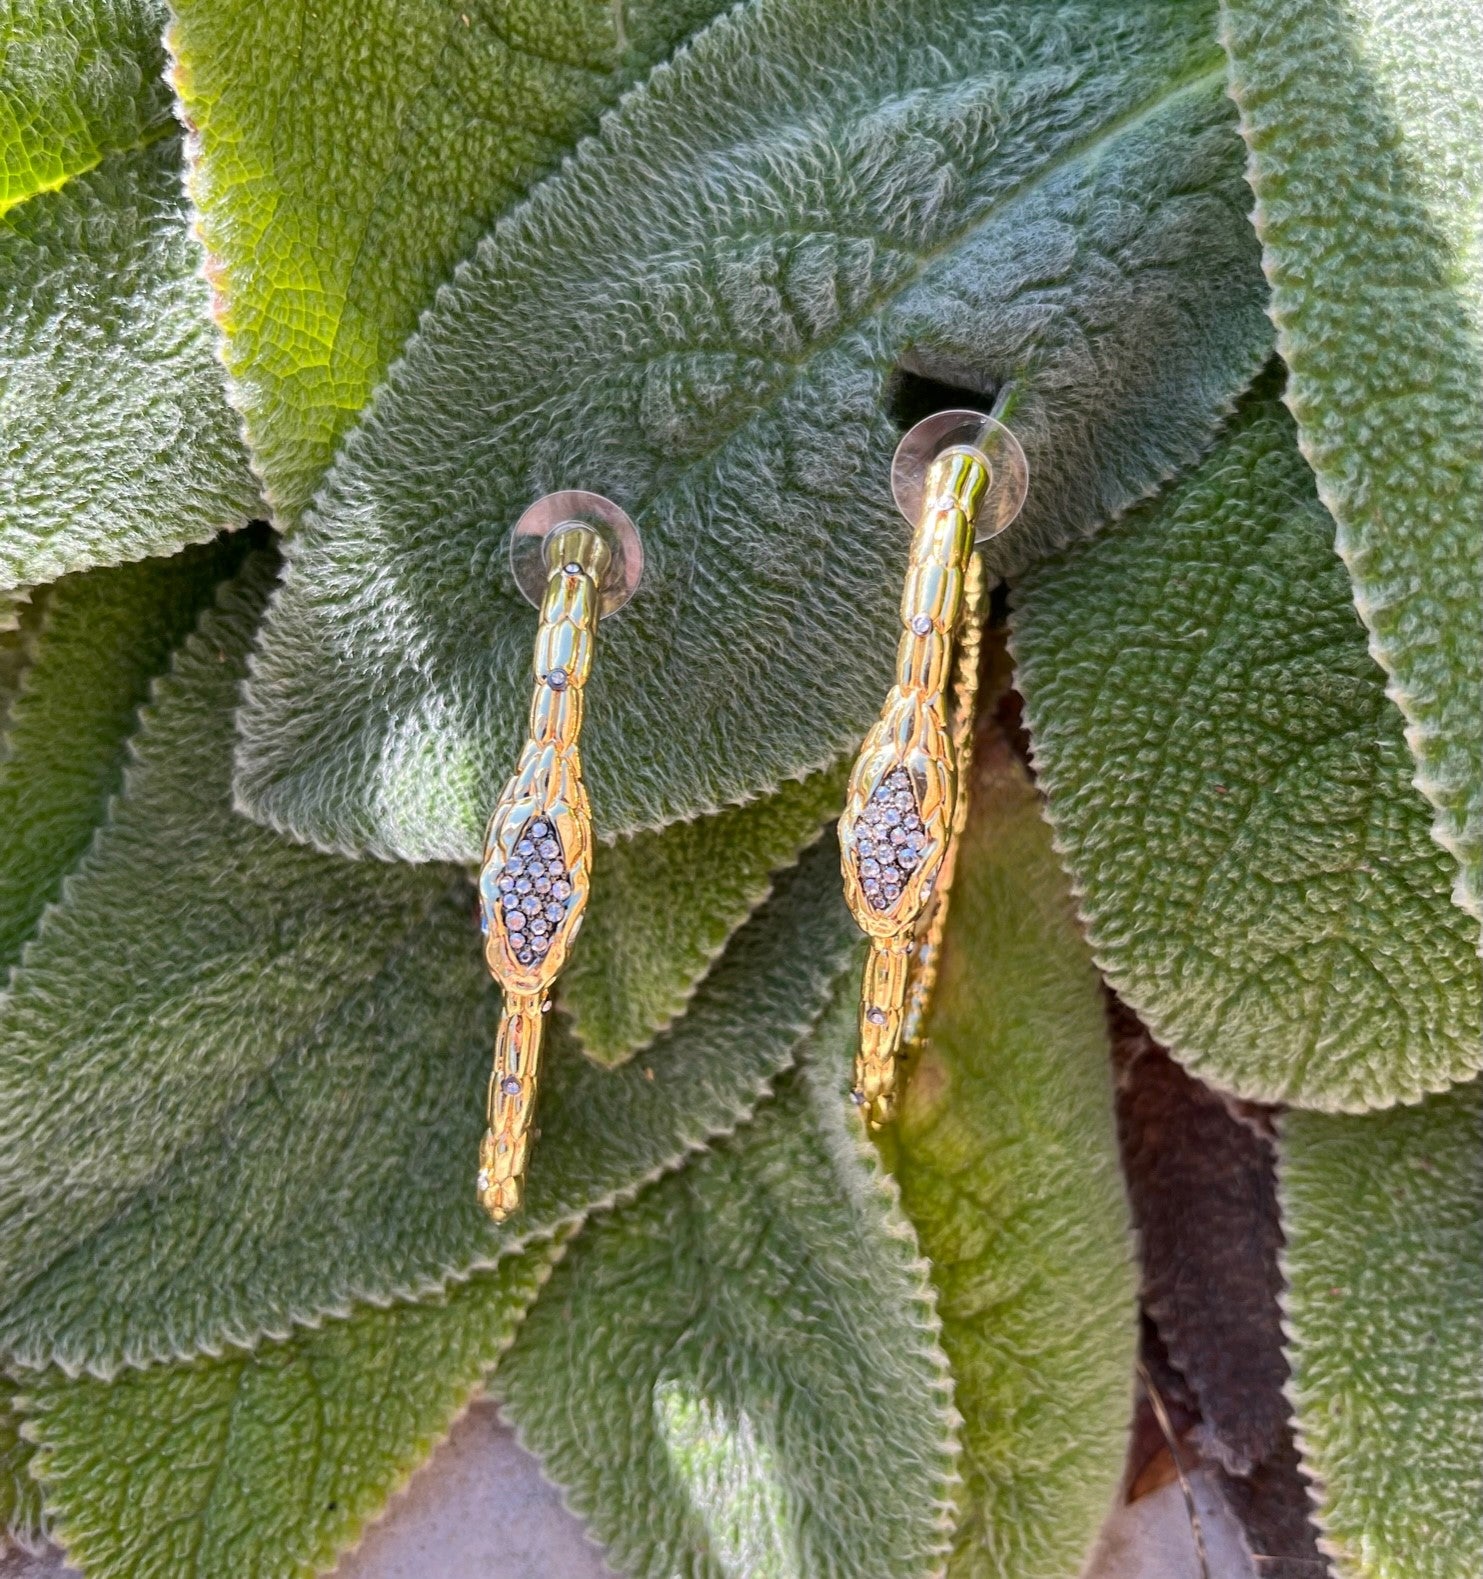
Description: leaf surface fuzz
xmin=1014 ymin=389 xmax=1482 ymax=1110
xmin=0 ymin=0 xmax=170 ymax=216
xmin=168 ymin=0 xmax=731 ymax=523
xmin=0 ymin=539 xmax=246 ymax=973
xmin=234 ymin=0 xmax=1272 ymax=860
xmin=895 ymin=734 xmax=1136 ymax=1578
xmin=1223 ymin=0 xmax=1483 ymax=917
xmin=0 ymin=136 xmax=259 ymax=591
xmin=566 ymin=763 xmax=846 ymax=1064
xmin=0 ymin=553 xmax=857 ymax=1373
xmin=0 ymin=1376 xmax=44 ymax=1551
xmin=1280 ymin=1082 xmax=1483 ymax=1579
xmin=23 ymin=1241 xmax=561 ymax=1579
xmin=499 ymin=995 xmax=960 ymax=1579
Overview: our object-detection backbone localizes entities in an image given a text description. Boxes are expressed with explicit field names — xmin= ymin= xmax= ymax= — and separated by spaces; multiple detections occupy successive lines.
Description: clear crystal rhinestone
xmin=564 ymin=561 xmax=583 ymax=576
xmin=861 ymin=858 xmax=879 ymax=878
xmin=516 ymin=839 xmax=534 ymax=857
xmin=497 ymin=873 xmax=515 ymax=891
xmin=546 ymin=668 xmax=568 ymax=690
xmin=911 ymin=613 xmax=932 ymax=635
xmin=506 ymin=858 xmax=524 ymax=877
xmin=545 ymin=902 xmax=564 ymax=922
xmin=507 ymin=910 xmax=525 ymax=930
xmin=539 ymin=839 xmax=559 ymax=859
xmin=517 ymin=948 xmax=534 ymax=965
xmin=515 ymin=876 xmax=532 ymax=894
xmin=890 ymin=826 xmax=908 ymax=846
xmin=530 ymin=917 xmax=548 ymax=935
xmin=533 ymin=874 xmax=551 ymax=894
xmin=501 ymin=1076 xmax=522 ymax=1096
xmin=850 ymin=1089 xmax=867 ymax=1106
xmin=531 ymin=936 xmax=550 ymax=955
xmin=530 ymin=820 xmax=549 ymax=838
xmin=477 ymin=1170 xmax=491 ymax=1191
xmin=866 ymin=1007 xmax=887 ymax=1026
xmin=522 ymin=895 xmax=541 ymax=915
xmin=552 ymin=880 xmax=571 ymax=900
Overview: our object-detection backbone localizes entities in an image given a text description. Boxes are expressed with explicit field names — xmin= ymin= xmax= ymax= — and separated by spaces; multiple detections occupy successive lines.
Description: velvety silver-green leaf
xmin=499 ymin=999 xmax=958 ymax=1579
xmin=0 ymin=134 xmax=259 ymax=592
xmin=23 ymin=1240 xmax=562 ymax=1579
xmin=0 ymin=554 xmax=858 ymax=1373
xmin=0 ymin=539 xmax=246 ymax=974
xmin=0 ymin=0 xmax=169 ymax=215
xmin=0 ymin=1376 xmax=43 ymax=1551
xmin=1222 ymin=0 xmax=1483 ymax=918
xmin=1280 ymin=1082 xmax=1483 ymax=1579
xmin=1014 ymin=390 xmax=1482 ymax=1110
xmin=567 ymin=764 xmax=846 ymax=1064
xmin=893 ymin=734 xmax=1135 ymax=1578
xmin=169 ymin=0 xmax=730 ymax=526
xmin=233 ymin=0 xmax=1271 ymax=862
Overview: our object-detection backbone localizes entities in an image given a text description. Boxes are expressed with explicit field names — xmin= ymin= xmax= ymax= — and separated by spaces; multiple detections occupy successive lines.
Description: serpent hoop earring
xmin=475 ymin=491 xmax=642 ymax=1221
xmin=838 ymin=409 xmax=1028 ymax=1128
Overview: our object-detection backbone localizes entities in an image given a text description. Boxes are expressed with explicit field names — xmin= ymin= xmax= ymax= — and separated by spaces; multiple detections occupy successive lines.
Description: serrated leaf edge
xmin=1217 ymin=8 xmax=1483 ymax=927
xmin=1008 ymin=614 xmax=1478 ymax=1114
xmin=14 ymin=1228 xmax=570 ymax=1579
xmin=569 ymin=794 xmax=842 ymax=1067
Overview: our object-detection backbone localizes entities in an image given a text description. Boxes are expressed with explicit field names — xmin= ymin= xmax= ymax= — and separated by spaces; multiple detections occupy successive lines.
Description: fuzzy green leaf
xmin=566 ymin=764 xmax=846 ymax=1064
xmin=0 ymin=540 xmax=246 ymax=974
xmin=892 ymin=735 xmax=1135 ymax=1578
xmin=1280 ymin=1082 xmax=1483 ymax=1579
xmin=168 ymin=0 xmax=731 ymax=525
xmin=1222 ymin=0 xmax=1483 ymax=918
xmin=498 ymin=997 xmax=958 ymax=1579
xmin=0 ymin=0 xmax=170 ymax=216
xmin=1013 ymin=390 xmax=1482 ymax=1111
xmin=0 ymin=134 xmax=260 ymax=592
xmin=0 ymin=1376 xmax=43 ymax=1551
xmin=0 ymin=553 xmax=858 ymax=1373
xmin=22 ymin=1240 xmax=562 ymax=1579
xmin=1 ymin=1 xmax=258 ymax=590
xmin=233 ymin=0 xmax=1271 ymax=862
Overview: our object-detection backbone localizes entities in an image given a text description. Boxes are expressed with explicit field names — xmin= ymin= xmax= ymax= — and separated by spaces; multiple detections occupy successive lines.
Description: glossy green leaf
xmin=233 ymin=0 xmax=1271 ymax=862
xmin=1222 ymin=0 xmax=1483 ymax=918
xmin=567 ymin=764 xmax=846 ymax=1064
xmin=0 ymin=553 xmax=858 ymax=1374
xmin=1 ymin=0 xmax=170 ymax=216
xmin=1014 ymin=390 xmax=1482 ymax=1110
xmin=168 ymin=0 xmax=730 ymax=525
xmin=0 ymin=539 xmax=247 ymax=974
xmin=0 ymin=1 xmax=259 ymax=592
xmin=23 ymin=1240 xmax=562 ymax=1579
xmin=0 ymin=1376 xmax=43 ymax=1551
xmin=1280 ymin=1082 xmax=1483 ymax=1579
xmin=893 ymin=734 xmax=1135 ymax=1578
xmin=499 ymin=996 xmax=958 ymax=1579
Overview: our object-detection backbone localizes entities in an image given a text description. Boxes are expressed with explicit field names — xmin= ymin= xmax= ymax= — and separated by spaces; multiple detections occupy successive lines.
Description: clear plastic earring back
xmin=890 ymin=409 xmax=1029 ymax=542
xmin=509 ymin=489 xmax=643 ymax=617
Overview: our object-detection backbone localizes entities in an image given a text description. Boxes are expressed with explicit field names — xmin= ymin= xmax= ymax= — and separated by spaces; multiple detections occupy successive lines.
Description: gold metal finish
xmin=839 ymin=447 xmax=990 ymax=1127
xmin=476 ymin=525 xmax=610 ymax=1220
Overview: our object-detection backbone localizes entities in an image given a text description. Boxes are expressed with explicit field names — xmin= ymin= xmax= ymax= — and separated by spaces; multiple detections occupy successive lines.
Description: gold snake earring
xmin=838 ymin=409 xmax=1029 ymax=1127
xmin=475 ymin=491 xmax=643 ymax=1221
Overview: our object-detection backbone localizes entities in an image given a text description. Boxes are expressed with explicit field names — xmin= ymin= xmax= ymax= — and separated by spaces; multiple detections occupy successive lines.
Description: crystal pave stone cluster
xmin=854 ymin=768 xmax=927 ymax=911
xmin=484 ymin=818 xmax=573 ymax=966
